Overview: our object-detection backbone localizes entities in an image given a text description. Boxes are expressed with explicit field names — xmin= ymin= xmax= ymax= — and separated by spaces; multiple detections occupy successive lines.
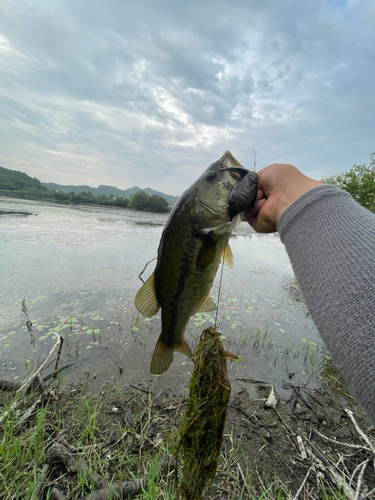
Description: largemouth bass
xmin=135 ymin=151 xmax=258 ymax=374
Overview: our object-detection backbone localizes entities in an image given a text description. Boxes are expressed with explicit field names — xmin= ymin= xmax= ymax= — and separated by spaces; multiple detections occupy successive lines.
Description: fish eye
xmin=206 ymin=171 xmax=217 ymax=181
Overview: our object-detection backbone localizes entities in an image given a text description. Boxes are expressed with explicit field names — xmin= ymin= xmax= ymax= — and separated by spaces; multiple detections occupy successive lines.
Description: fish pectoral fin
xmin=175 ymin=339 xmax=193 ymax=360
xmin=150 ymin=337 xmax=174 ymax=374
xmin=221 ymin=243 xmax=234 ymax=269
xmin=197 ymin=294 xmax=217 ymax=312
xmin=134 ymin=271 xmax=160 ymax=317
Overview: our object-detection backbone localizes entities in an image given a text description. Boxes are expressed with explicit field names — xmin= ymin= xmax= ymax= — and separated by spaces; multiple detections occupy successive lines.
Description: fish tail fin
xmin=150 ymin=337 xmax=193 ymax=374
xmin=150 ymin=336 xmax=174 ymax=375
xmin=175 ymin=339 xmax=193 ymax=360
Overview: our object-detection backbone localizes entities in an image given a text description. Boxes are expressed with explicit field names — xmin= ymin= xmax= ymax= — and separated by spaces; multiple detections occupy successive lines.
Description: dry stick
xmin=237 ymin=462 xmax=251 ymax=497
xmin=43 ymin=363 xmax=73 ymax=383
xmin=292 ymin=465 xmax=314 ymax=500
xmin=255 ymin=468 xmax=276 ymax=500
xmin=345 ymin=409 xmax=375 ymax=454
xmin=0 ymin=333 xmax=62 ymax=425
xmin=353 ymin=459 xmax=369 ymax=500
xmin=129 ymin=384 xmax=150 ymax=394
xmin=315 ymin=429 xmax=372 ymax=452
xmin=363 ymin=486 xmax=375 ymax=499
xmin=350 ymin=459 xmax=370 ymax=486
xmin=19 ymin=394 xmax=43 ymax=423
xmin=305 ymin=445 xmax=357 ymax=500
xmin=104 ymin=432 xmax=128 ymax=453
xmin=54 ymin=335 xmax=64 ymax=372
xmin=17 ymin=333 xmax=63 ymax=394
xmin=22 ymin=298 xmax=36 ymax=348
xmin=297 ymin=435 xmax=308 ymax=460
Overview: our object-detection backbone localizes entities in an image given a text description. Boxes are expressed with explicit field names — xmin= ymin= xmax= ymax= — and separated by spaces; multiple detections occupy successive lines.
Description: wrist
xmin=276 ymin=177 xmax=323 ymax=220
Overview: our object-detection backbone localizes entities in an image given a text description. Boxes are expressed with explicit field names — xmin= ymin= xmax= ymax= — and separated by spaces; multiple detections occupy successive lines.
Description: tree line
xmin=0 ymin=166 xmax=170 ymax=212
xmin=9 ymin=187 xmax=169 ymax=212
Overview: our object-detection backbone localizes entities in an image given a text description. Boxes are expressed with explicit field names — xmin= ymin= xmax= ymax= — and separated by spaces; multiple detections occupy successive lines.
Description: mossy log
xmin=180 ymin=327 xmax=231 ymax=499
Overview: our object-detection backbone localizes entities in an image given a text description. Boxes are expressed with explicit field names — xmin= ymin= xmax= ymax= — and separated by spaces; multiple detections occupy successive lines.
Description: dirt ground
xmin=2 ymin=372 xmax=374 ymax=500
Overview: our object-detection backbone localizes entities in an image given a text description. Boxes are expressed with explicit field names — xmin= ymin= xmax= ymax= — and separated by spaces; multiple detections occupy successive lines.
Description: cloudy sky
xmin=0 ymin=0 xmax=374 ymax=195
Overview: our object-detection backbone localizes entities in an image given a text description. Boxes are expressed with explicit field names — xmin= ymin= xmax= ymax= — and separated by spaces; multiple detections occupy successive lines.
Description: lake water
xmin=0 ymin=196 xmax=323 ymax=398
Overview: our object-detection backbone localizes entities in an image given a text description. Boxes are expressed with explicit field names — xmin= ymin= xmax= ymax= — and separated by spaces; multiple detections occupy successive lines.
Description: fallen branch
xmin=292 ymin=465 xmax=314 ymax=500
xmin=0 ymin=333 xmax=63 ymax=425
xmin=43 ymin=363 xmax=73 ymax=383
xmin=305 ymin=443 xmax=357 ymax=500
xmin=315 ymin=429 xmax=372 ymax=452
xmin=345 ymin=409 xmax=375 ymax=454
xmin=237 ymin=462 xmax=251 ymax=497
xmin=17 ymin=333 xmax=63 ymax=394
xmin=353 ymin=459 xmax=369 ymax=500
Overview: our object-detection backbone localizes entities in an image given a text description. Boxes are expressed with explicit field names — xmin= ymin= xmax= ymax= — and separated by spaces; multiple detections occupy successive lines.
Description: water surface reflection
xmin=0 ymin=196 xmax=323 ymax=398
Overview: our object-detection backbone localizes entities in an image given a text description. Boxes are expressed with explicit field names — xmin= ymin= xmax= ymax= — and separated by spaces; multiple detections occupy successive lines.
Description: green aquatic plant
xmin=179 ymin=327 xmax=231 ymax=499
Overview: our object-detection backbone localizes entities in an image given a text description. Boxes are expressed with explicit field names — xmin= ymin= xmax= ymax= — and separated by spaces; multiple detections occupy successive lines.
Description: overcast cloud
xmin=0 ymin=0 xmax=374 ymax=194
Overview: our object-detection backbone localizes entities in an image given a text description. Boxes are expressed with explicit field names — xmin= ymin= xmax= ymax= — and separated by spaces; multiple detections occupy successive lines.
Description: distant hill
xmin=0 ymin=166 xmax=47 ymax=191
xmin=42 ymin=182 xmax=179 ymax=206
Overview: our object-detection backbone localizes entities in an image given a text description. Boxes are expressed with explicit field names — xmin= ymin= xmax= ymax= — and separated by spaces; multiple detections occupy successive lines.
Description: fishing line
xmin=214 ymin=231 xmax=230 ymax=331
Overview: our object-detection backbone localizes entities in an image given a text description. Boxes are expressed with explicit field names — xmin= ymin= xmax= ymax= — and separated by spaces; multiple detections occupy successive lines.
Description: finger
xmin=244 ymin=198 xmax=266 ymax=225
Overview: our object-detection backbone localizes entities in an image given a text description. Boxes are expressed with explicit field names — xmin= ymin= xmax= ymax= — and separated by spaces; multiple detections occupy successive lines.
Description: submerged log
xmin=180 ymin=327 xmax=231 ymax=499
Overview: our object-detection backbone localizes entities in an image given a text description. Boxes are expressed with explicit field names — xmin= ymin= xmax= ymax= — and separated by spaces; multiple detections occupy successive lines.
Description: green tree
xmin=128 ymin=190 xmax=151 ymax=211
xmin=148 ymin=194 xmax=169 ymax=212
xmin=128 ymin=190 xmax=169 ymax=212
xmin=322 ymin=152 xmax=375 ymax=212
xmin=113 ymin=196 xmax=129 ymax=208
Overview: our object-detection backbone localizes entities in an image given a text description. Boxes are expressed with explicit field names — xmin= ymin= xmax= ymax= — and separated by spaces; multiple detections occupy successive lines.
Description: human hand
xmin=244 ymin=164 xmax=322 ymax=233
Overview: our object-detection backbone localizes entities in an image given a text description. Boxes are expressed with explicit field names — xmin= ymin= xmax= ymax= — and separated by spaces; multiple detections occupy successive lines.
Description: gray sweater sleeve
xmin=277 ymin=185 xmax=375 ymax=422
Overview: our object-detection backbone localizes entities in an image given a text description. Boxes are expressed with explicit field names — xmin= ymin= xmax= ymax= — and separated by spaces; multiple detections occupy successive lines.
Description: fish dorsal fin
xmin=197 ymin=294 xmax=217 ymax=312
xmin=175 ymin=339 xmax=193 ymax=359
xmin=134 ymin=271 xmax=160 ymax=317
xmin=222 ymin=243 xmax=234 ymax=269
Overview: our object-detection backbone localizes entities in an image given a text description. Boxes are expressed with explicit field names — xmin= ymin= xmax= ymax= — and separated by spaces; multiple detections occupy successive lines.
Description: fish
xmin=134 ymin=151 xmax=258 ymax=374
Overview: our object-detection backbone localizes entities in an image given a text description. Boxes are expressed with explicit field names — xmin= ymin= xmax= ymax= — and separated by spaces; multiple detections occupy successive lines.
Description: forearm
xmin=278 ymin=185 xmax=375 ymax=422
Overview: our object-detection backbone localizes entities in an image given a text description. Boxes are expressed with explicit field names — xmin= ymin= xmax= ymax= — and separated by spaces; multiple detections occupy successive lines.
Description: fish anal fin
xmin=175 ymin=339 xmax=193 ymax=360
xmin=134 ymin=271 xmax=160 ymax=317
xmin=197 ymin=294 xmax=217 ymax=312
xmin=150 ymin=336 xmax=174 ymax=374
xmin=222 ymin=243 xmax=234 ymax=269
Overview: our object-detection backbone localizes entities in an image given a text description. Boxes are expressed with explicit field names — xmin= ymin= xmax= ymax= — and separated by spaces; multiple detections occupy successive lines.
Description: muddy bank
xmin=1 ymin=374 xmax=374 ymax=499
